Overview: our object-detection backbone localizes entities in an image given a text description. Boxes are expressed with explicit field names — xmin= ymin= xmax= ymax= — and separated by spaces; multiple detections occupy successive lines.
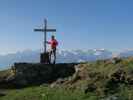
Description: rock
xmin=0 ymin=91 xmax=6 ymax=97
xmin=0 ymin=93 xmax=5 ymax=97
xmin=84 ymin=82 xmax=97 ymax=94
xmin=10 ymin=63 xmax=76 ymax=86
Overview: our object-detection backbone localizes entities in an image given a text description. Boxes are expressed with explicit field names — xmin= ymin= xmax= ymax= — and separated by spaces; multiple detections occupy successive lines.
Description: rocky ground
xmin=0 ymin=57 xmax=133 ymax=100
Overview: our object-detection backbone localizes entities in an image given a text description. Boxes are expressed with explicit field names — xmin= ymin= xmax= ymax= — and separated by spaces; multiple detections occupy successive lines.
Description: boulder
xmin=10 ymin=63 xmax=76 ymax=86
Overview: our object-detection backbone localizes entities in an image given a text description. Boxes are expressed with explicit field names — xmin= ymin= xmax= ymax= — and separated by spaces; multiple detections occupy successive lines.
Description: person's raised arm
xmin=46 ymin=41 xmax=51 ymax=44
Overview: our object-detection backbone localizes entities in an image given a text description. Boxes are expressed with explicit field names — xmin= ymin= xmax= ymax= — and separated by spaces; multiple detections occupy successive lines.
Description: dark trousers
xmin=49 ymin=48 xmax=56 ymax=64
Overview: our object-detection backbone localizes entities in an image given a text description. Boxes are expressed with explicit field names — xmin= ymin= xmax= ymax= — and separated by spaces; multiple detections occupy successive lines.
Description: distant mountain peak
xmin=1 ymin=49 xmax=133 ymax=70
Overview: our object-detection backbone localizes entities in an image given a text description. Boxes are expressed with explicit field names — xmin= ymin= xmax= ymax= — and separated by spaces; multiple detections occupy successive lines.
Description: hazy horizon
xmin=0 ymin=48 xmax=132 ymax=55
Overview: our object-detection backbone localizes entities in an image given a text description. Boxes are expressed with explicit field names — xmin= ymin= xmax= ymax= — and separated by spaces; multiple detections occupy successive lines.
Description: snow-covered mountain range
xmin=0 ymin=49 xmax=133 ymax=70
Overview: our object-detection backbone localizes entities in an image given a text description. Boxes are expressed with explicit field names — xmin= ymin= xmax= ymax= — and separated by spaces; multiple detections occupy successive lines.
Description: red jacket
xmin=47 ymin=39 xmax=58 ymax=49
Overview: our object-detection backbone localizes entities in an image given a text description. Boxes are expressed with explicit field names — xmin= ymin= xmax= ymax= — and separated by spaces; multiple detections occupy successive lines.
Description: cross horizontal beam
xmin=34 ymin=29 xmax=56 ymax=32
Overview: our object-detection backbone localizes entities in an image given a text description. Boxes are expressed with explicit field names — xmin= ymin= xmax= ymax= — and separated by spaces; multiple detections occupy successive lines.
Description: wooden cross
xmin=34 ymin=19 xmax=56 ymax=53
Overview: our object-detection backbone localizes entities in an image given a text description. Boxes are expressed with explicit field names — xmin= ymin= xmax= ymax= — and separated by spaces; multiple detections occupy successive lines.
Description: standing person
xmin=46 ymin=35 xmax=58 ymax=64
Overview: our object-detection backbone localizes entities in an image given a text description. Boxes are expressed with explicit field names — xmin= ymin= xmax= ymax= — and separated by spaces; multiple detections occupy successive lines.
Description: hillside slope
xmin=1 ymin=57 xmax=133 ymax=100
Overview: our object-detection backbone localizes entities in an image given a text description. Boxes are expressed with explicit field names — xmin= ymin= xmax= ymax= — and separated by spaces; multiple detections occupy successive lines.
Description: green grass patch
xmin=0 ymin=86 xmax=99 ymax=100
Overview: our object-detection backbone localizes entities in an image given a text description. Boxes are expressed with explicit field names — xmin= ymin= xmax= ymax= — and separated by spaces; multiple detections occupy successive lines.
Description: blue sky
xmin=0 ymin=0 xmax=133 ymax=54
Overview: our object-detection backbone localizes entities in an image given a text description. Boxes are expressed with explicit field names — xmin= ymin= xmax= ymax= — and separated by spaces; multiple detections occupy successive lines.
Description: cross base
xmin=40 ymin=52 xmax=50 ymax=64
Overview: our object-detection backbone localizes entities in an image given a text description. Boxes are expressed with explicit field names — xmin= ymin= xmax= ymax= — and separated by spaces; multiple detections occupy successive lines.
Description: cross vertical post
xmin=44 ymin=19 xmax=47 ymax=53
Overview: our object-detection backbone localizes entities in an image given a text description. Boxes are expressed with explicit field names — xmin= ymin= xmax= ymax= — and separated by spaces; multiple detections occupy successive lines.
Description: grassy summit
xmin=1 ymin=57 xmax=133 ymax=100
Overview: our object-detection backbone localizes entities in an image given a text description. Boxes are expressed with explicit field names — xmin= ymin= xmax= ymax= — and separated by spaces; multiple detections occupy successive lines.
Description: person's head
xmin=51 ymin=35 xmax=55 ymax=40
